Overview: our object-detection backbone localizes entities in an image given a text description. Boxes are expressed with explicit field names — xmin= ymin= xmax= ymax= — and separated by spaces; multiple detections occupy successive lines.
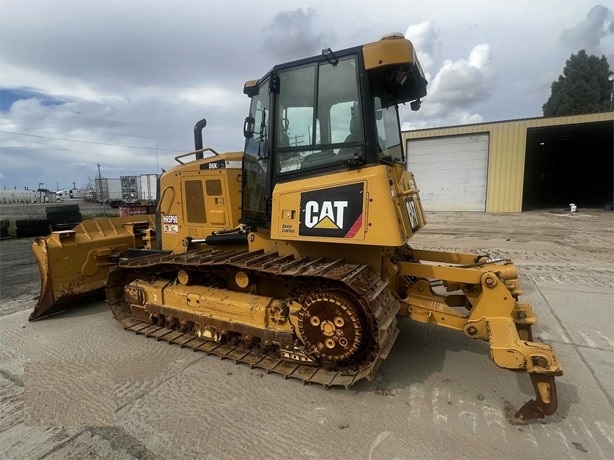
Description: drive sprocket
xmin=296 ymin=291 xmax=365 ymax=362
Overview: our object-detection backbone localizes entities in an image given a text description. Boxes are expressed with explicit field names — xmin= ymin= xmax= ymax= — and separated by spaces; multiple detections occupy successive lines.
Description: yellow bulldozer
xmin=30 ymin=34 xmax=561 ymax=423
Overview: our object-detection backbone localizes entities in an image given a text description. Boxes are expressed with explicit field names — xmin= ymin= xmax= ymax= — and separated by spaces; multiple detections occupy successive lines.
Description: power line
xmin=0 ymin=130 xmax=181 ymax=152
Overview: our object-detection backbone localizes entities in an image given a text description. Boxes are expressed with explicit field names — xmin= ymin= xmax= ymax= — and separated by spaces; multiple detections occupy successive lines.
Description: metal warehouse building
xmin=402 ymin=112 xmax=614 ymax=213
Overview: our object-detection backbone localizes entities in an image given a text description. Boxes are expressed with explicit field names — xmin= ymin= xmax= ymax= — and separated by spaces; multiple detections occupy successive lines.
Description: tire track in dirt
xmin=402 ymin=382 xmax=614 ymax=458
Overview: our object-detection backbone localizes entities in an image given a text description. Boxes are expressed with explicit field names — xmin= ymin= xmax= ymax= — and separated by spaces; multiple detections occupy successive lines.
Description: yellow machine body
xmin=156 ymin=150 xmax=244 ymax=253
xmin=271 ymin=164 xmax=425 ymax=246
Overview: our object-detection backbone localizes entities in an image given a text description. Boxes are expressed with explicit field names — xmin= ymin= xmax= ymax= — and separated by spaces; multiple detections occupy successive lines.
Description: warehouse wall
xmin=402 ymin=112 xmax=614 ymax=212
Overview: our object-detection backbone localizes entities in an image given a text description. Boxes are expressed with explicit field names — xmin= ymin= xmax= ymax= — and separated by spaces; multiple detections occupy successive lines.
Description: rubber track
xmin=107 ymin=248 xmax=400 ymax=388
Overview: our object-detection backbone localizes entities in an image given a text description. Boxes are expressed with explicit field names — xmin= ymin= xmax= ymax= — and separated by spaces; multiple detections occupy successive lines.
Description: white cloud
xmin=405 ymin=21 xmax=437 ymax=57
xmin=174 ymin=86 xmax=245 ymax=109
xmin=402 ymin=109 xmax=484 ymax=131
xmin=429 ymin=44 xmax=494 ymax=104
xmin=405 ymin=21 xmax=438 ymax=76
xmin=400 ymin=32 xmax=494 ymax=129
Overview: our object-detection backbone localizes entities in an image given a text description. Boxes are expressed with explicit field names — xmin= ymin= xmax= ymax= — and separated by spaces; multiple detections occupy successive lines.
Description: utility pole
xmin=97 ymin=163 xmax=106 ymax=217
xmin=38 ymin=182 xmax=43 ymax=203
xmin=156 ymin=145 xmax=160 ymax=175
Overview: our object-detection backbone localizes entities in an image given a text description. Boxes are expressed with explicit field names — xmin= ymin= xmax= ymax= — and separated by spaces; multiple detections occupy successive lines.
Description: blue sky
xmin=1 ymin=89 xmax=68 ymax=113
xmin=0 ymin=0 xmax=612 ymax=191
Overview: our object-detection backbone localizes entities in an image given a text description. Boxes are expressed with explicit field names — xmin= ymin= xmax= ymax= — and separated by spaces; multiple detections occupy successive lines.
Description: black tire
xmin=47 ymin=212 xmax=82 ymax=225
xmin=16 ymin=219 xmax=52 ymax=229
xmin=45 ymin=204 xmax=80 ymax=215
xmin=0 ymin=219 xmax=9 ymax=229
xmin=16 ymin=227 xmax=50 ymax=238
xmin=0 ymin=228 xmax=9 ymax=238
xmin=52 ymin=223 xmax=79 ymax=231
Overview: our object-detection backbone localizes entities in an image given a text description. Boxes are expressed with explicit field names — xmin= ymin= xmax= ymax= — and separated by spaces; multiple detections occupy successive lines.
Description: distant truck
xmin=95 ymin=178 xmax=124 ymax=208
xmin=55 ymin=189 xmax=87 ymax=201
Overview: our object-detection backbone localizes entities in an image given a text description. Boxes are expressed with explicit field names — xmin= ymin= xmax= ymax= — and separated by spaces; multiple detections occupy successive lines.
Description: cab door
xmin=242 ymin=77 xmax=271 ymax=227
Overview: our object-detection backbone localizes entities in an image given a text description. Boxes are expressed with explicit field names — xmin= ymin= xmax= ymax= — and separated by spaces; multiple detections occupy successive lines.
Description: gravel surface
xmin=0 ymin=209 xmax=612 ymax=459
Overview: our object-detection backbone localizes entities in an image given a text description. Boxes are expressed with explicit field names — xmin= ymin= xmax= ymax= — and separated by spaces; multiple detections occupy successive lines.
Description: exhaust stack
xmin=194 ymin=118 xmax=207 ymax=160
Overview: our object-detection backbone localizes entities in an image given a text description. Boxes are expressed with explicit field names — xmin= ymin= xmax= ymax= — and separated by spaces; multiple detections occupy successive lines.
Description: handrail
xmin=174 ymin=147 xmax=219 ymax=164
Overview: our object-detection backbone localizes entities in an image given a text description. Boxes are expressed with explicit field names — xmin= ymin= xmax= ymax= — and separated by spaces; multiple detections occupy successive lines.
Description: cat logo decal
xmin=299 ymin=183 xmax=364 ymax=238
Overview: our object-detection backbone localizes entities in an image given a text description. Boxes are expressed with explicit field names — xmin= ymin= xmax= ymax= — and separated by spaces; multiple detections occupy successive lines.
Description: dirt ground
xmin=0 ymin=207 xmax=612 ymax=459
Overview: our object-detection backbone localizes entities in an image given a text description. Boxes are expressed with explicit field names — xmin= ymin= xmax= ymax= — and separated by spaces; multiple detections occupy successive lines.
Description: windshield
xmin=373 ymin=79 xmax=404 ymax=164
xmin=275 ymin=56 xmax=362 ymax=174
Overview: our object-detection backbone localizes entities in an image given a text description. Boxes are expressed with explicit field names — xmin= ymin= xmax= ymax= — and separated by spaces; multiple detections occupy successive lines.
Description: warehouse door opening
xmin=406 ymin=133 xmax=489 ymax=211
xmin=523 ymin=121 xmax=613 ymax=210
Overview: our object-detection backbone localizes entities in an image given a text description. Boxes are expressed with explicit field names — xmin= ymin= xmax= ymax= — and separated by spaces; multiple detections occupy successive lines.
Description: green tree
xmin=542 ymin=50 xmax=611 ymax=117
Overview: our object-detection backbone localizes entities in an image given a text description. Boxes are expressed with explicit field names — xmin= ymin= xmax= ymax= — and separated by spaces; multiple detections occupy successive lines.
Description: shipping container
xmin=118 ymin=204 xmax=157 ymax=217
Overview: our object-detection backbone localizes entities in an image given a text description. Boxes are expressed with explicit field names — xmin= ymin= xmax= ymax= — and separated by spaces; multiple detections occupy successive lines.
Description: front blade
xmin=29 ymin=216 xmax=156 ymax=321
xmin=29 ymin=235 xmax=106 ymax=320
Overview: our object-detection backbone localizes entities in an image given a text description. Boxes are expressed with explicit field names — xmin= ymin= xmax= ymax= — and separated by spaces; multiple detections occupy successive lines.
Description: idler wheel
xmin=297 ymin=292 xmax=364 ymax=362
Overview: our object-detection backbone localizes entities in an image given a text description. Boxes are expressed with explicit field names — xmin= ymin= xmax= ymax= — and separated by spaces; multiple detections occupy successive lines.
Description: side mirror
xmin=243 ymin=116 xmax=255 ymax=139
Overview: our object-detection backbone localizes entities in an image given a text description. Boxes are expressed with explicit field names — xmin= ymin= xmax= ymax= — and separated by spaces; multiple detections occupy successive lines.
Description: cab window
xmin=373 ymin=79 xmax=403 ymax=163
xmin=242 ymin=79 xmax=270 ymax=225
xmin=276 ymin=56 xmax=362 ymax=175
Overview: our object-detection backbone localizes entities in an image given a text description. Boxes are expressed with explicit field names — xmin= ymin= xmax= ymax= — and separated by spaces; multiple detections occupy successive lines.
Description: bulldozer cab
xmin=241 ymin=34 xmax=427 ymax=229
